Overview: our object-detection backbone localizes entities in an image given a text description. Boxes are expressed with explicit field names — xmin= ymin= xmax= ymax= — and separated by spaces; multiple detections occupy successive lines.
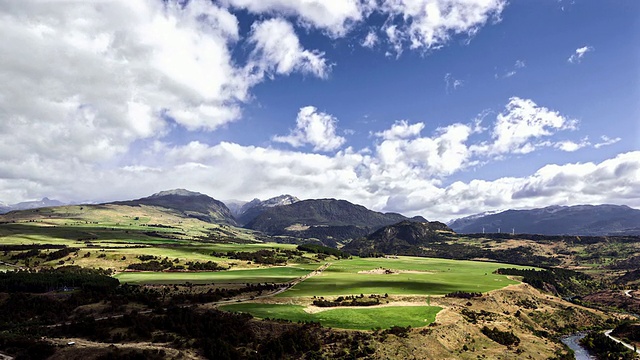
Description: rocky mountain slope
xmin=235 ymin=195 xmax=299 ymax=225
xmin=449 ymin=204 xmax=640 ymax=235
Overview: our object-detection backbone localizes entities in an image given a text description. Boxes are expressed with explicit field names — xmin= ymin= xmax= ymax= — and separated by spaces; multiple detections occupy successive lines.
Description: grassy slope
xmin=115 ymin=266 xmax=313 ymax=284
xmin=220 ymin=303 xmax=442 ymax=330
xmin=281 ymin=257 xmax=530 ymax=297
xmin=0 ymin=204 xmax=260 ymax=244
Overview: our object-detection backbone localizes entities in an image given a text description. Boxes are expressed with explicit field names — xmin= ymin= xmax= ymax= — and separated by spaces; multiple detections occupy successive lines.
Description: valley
xmin=0 ymin=190 xmax=638 ymax=359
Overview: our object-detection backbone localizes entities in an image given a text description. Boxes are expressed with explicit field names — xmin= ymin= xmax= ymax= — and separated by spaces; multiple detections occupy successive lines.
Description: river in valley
xmin=560 ymin=333 xmax=596 ymax=360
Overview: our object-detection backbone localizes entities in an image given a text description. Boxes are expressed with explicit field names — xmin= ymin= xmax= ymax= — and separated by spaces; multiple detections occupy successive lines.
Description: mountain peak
xmin=235 ymin=194 xmax=300 ymax=225
xmin=151 ymin=189 xmax=204 ymax=197
xmin=261 ymin=194 xmax=299 ymax=207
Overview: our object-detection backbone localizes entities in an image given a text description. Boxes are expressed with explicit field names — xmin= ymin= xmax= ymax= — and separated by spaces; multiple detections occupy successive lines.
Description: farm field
xmin=114 ymin=266 xmax=313 ymax=284
xmin=280 ymin=256 xmax=531 ymax=297
xmin=94 ymin=242 xmax=301 ymax=261
xmin=220 ymin=303 xmax=442 ymax=330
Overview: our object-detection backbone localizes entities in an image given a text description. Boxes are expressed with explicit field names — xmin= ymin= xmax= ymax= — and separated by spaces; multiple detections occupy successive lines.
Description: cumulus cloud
xmin=224 ymin=0 xmax=506 ymax=54
xmin=0 ymin=96 xmax=634 ymax=220
xmin=273 ymin=106 xmax=347 ymax=151
xmin=247 ymin=18 xmax=330 ymax=78
xmin=0 ymin=0 xmax=244 ymax=173
xmin=0 ymin=1 xmax=334 ymax=195
xmin=375 ymin=120 xmax=425 ymax=140
xmin=372 ymin=121 xmax=476 ymax=181
xmin=222 ymin=0 xmax=366 ymax=37
xmin=554 ymin=138 xmax=590 ymax=152
xmin=568 ymin=45 xmax=594 ymax=64
xmin=384 ymin=151 xmax=640 ymax=219
xmin=472 ymin=97 xmax=578 ymax=156
xmin=381 ymin=0 xmax=507 ymax=53
xmin=0 ymin=1 xmax=632 ymax=220
xmin=11 ymin=139 xmax=635 ymax=222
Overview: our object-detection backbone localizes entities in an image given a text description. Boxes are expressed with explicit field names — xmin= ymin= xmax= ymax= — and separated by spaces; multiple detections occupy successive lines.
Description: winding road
xmin=604 ymin=329 xmax=640 ymax=355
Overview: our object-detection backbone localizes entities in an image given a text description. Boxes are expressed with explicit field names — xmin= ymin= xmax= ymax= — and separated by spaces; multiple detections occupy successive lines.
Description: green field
xmin=114 ymin=266 xmax=313 ymax=284
xmin=100 ymin=243 xmax=300 ymax=262
xmin=280 ymin=256 xmax=531 ymax=297
xmin=220 ymin=303 xmax=442 ymax=330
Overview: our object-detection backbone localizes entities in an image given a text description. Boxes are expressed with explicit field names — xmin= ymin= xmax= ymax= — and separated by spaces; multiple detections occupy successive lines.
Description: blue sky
xmin=0 ymin=0 xmax=638 ymax=221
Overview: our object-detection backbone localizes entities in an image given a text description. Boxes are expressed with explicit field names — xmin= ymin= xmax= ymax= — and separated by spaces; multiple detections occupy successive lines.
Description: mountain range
xmin=448 ymin=204 xmax=640 ymax=236
xmin=0 ymin=197 xmax=64 ymax=214
xmin=244 ymin=198 xmax=427 ymax=247
xmin=3 ymin=190 xmax=639 ymax=241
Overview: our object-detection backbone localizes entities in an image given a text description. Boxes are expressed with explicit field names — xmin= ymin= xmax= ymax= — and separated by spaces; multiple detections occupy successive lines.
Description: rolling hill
xmin=343 ymin=220 xmax=453 ymax=256
xmin=111 ymin=189 xmax=237 ymax=225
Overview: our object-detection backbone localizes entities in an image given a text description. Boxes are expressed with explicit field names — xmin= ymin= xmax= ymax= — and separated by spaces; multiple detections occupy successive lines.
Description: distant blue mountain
xmin=0 ymin=197 xmax=64 ymax=214
xmin=449 ymin=204 xmax=640 ymax=236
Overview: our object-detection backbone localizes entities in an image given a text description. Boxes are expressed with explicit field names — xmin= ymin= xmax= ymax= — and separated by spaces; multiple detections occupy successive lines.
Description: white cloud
xmin=594 ymin=135 xmax=622 ymax=149
xmin=0 ymin=0 xmax=339 ymax=206
xmin=381 ymin=0 xmax=507 ymax=52
xmin=384 ymin=151 xmax=640 ymax=219
xmin=568 ymin=45 xmax=594 ymax=64
xmin=444 ymin=73 xmax=464 ymax=92
xmin=0 ymin=96 xmax=634 ymax=221
xmin=23 ymin=141 xmax=635 ymax=222
xmin=471 ymin=97 xmax=578 ymax=156
xmin=222 ymin=0 xmax=366 ymax=37
xmin=375 ymin=120 xmax=425 ymax=140
xmin=362 ymin=30 xmax=379 ymax=48
xmin=273 ymin=106 xmax=347 ymax=151
xmin=248 ymin=18 xmax=330 ymax=79
xmin=373 ymin=121 xmax=475 ymax=180
xmin=0 ymin=1 xmax=632 ymax=221
xmin=384 ymin=24 xmax=404 ymax=57
xmin=0 ymin=0 xmax=253 ymax=167
xmin=497 ymin=59 xmax=526 ymax=78
xmin=222 ymin=0 xmax=508 ymax=56
xmin=554 ymin=138 xmax=590 ymax=152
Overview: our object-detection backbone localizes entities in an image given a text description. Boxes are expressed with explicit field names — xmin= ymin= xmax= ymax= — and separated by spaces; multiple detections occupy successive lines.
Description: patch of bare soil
xmin=357 ymin=268 xmax=434 ymax=275
xmin=284 ymin=223 xmax=310 ymax=231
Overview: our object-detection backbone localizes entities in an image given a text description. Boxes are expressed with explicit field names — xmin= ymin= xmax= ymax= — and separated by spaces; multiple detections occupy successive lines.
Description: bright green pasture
xmin=280 ymin=256 xmax=532 ymax=297
xmin=114 ymin=266 xmax=312 ymax=284
xmin=220 ymin=303 xmax=442 ymax=330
